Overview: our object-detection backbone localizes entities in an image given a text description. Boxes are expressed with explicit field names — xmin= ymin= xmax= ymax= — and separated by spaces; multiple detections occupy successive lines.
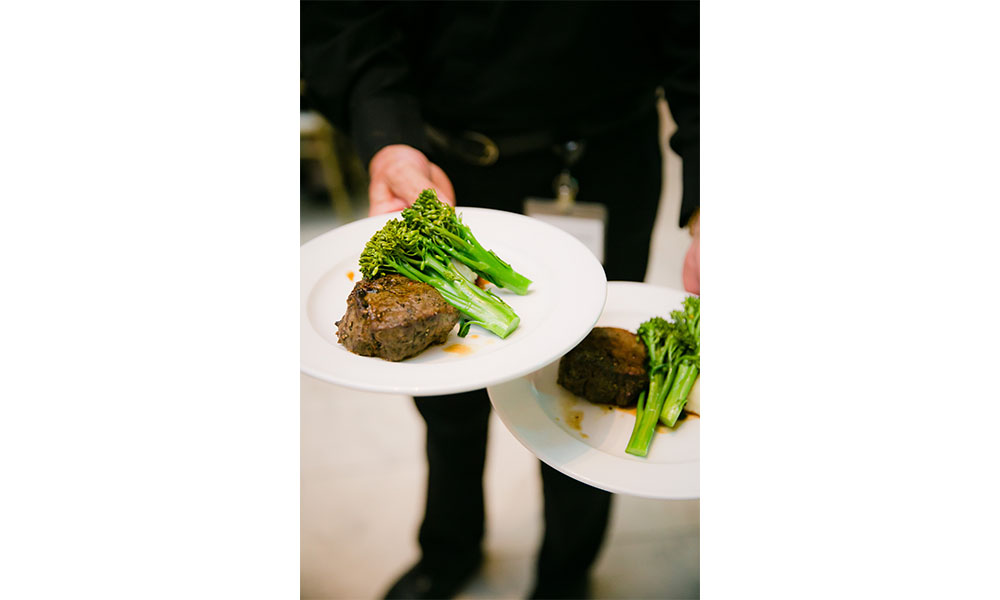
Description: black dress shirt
xmin=301 ymin=1 xmax=699 ymax=226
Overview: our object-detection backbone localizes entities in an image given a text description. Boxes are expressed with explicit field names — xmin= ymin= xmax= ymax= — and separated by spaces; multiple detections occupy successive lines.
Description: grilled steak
xmin=557 ymin=327 xmax=648 ymax=407
xmin=336 ymin=274 xmax=460 ymax=361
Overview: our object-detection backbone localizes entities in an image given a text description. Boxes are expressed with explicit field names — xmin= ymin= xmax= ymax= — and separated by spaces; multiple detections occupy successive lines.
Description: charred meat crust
xmin=336 ymin=274 xmax=460 ymax=362
xmin=557 ymin=327 xmax=649 ymax=407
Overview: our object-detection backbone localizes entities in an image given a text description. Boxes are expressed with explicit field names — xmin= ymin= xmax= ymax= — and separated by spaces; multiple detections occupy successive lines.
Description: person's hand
xmin=367 ymin=145 xmax=456 ymax=216
xmin=683 ymin=212 xmax=700 ymax=295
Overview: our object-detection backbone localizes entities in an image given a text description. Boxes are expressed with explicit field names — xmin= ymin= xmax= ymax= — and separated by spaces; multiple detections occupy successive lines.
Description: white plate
xmin=301 ymin=208 xmax=607 ymax=395
xmin=487 ymin=282 xmax=699 ymax=499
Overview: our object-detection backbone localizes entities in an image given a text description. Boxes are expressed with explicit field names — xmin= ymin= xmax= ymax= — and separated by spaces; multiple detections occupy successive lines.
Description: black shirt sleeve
xmin=642 ymin=2 xmax=700 ymax=228
xmin=300 ymin=1 xmax=430 ymax=166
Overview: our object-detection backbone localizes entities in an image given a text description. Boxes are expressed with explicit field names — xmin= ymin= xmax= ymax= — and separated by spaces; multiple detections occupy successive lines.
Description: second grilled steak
xmin=336 ymin=274 xmax=460 ymax=361
xmin=557 ymin=327 xmax=649 ymax=407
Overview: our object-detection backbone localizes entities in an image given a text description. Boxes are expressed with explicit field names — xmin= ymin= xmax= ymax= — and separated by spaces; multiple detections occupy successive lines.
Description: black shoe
xmin=528 ymin=576 xmax=590 ymax=600
xmin=383 ymin=558 xmax=482 ymax=600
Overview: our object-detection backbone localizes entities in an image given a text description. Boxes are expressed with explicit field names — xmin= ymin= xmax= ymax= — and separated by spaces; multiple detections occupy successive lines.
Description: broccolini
xmin=358 ymin=211 xmax=522 ymax=339
xmin=625 ymin=296 xmax=700 ymax=457
xmin=660 ymin=296 xmax=700 ymax=427
xmin=402 ymin=190 xmax=533 ymax=295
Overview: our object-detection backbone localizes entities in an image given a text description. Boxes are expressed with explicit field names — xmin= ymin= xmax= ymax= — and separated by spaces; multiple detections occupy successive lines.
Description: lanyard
xmin=553 ymin=140 xmax=586 ymax=212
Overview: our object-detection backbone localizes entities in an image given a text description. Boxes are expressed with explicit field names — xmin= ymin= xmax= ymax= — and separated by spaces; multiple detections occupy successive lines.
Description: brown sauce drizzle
xmin=564 ymin=408 xmax=584 ymax=431
xmin=442 ymin=343 xmax=473 ymax=355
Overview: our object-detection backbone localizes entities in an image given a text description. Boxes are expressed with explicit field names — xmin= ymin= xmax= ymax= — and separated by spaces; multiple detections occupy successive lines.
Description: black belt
xmin=424 ymin=97 xmax=656 ymax=166
xmin=425 ymin=125 xmax=557 ymax=166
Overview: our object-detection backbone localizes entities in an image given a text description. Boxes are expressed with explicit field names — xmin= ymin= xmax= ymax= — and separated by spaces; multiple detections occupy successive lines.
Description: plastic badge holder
xmin=524 ymin=164 xmax=608 ymax=263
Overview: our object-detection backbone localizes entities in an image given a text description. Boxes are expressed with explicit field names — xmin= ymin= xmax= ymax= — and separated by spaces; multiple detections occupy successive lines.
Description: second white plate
xmin=487 ymin=282 xmax=699 ymax=499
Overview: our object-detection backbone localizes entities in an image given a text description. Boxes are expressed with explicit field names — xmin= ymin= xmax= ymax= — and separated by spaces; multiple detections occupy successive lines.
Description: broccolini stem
xmin=629 ymin=390 xmax=647 ymax=442
xmin=446 ymin=276 xmax=520 ymax=338
xmin=436 ymin=244 xmax=492 ymax=275
xmin=625 ymin=365 xmax=673 ymax=457
xmin=659 ymin=363 xmax=699 ymax=427
xmin=415 ymin=254 xmax=521 ymax=338
xmin=424 ymin=221 xmax=532 ymax=294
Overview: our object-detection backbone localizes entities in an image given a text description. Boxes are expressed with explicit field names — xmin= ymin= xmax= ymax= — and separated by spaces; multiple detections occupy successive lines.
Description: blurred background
xmin=300 ymin=95 xmax=700 ymax=599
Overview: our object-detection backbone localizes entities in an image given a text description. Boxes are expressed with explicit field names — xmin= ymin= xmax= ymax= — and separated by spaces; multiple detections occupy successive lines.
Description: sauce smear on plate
xmin=442 ymin=343 xmax=473 ymax=355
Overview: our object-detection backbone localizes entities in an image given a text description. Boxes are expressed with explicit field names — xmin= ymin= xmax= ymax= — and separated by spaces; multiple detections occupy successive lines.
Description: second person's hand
xmin=368 ymin=145 xmax=456 ymax=216
xmin=683 ymin=212 xmax=700 ymax=295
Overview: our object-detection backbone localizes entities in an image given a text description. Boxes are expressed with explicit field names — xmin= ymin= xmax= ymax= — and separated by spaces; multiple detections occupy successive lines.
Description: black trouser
xmin=413 ymin=106 xmax=663 ymax=587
